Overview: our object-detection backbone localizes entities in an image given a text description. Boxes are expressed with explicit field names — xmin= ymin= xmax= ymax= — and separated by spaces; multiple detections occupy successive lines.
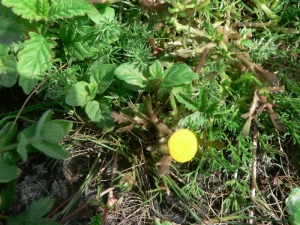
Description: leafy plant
xmin=0 ymin=110 xmax=72 ymax=183
xmin=286 ymin=188 xmax=300 ymax=225
xmin=7 ymin=196 xmax=61 ymax=225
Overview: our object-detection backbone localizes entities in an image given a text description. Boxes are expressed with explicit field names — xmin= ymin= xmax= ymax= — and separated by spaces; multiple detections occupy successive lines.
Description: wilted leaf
xmin=156 ymin=155 xmax=172 ymax=177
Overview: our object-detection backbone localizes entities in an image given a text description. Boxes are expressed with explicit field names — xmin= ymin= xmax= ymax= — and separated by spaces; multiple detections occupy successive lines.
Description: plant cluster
xmin=0 ymin=0 xmax=300 ymax=224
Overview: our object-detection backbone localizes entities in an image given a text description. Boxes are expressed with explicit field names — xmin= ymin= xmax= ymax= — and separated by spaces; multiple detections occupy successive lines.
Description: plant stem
xmin=0 ymin=143 xmax=19 ymax=153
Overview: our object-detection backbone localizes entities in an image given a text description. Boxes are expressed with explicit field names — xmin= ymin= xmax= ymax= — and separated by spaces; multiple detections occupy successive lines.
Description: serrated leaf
xmin=85 ymin=99 xmax=114 ymax=131
xmin=0 ymin=121 xmax=18 ymax=148
xmin=34 ymin=110 xmax=54 ymax=142
xmin=49 ymin=0 xmax=96 ymax=21
xmin=17 ymin=133 xmax=27 ymax=162
xmin=17 ymin=32 xmax=56 ymax=94
xmin=148 ymin=60 xmax=164 ymax=79
xmin=160 ymin=64 xmax=198 ymax=88
xmin=114 ymin=63 xmax=147 ymax=89
xmin=90 ymin=64 xmax=115 ymax=94
xmin=26 ymin=196 xmax=54 ymax=218
xmin=40 ymin=121 xmax=66 ymax=143
xmin=0 ymin=52 xmax=18 ymax=87
xmin=65 ymin=81 xmax=97 ymax=106
xmin=32 ymin=141 xmax=69 ymax=159
xmin=0 ymin=181 xmax=15 ymax=211
xmin=0 ymin=16 xmax=23 ymax=45
xmin=64 ymin=41 xmax=97 ymax=60
xmin=174 ymin=93 xmax=198 ymax=111
xmin=0 ymin=154 xmax=17 ymax=182
xmin=88 ymin=4 xmax=115 ymax=24
xmin=2 ymin=0 xmax=50 ymax=21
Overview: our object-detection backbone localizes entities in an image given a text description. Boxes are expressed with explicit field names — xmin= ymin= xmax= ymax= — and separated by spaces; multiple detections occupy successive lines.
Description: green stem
xmin=0 ymin=143 xmax=19 ymax=153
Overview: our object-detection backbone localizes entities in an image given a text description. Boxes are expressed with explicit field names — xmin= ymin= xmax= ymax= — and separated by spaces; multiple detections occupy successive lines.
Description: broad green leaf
xmin=34 ymin=110 xmax=54 ymax=142
xmin=88 ymin=4 xmax=115 ymax=24
xmin=26 ymin=196 xmax=55 ymax=219
xmin=148 ymin=60 xmax=164 ymax=79
xmin=18 ymin=125 xmax=36 ymax=142
xmin=0 ymin=16 xmax=23 ymax=45
xmin=85 ymin=99 xmax=114 ymax=131
xmin=0 ymin=181 xmax=15 ymax=211
xmin=0 ymin=44 xmax=9 ymax=59
xmin=7 ymin=196 xmax=61 ymax=225
xmin=286 ymin=188 xmax=300 ymax=214
xmin=49 ymin=0 xmax=96 ymax=21
xmin=0 ymin=53 xmax=18 ymax=87
xmin=52 ymin=120 xmax=73 ymax=135
xmin=2 ymin=0 xmax=50 ymax=21
xmin=160 ymin=64 xmax=198 ymax=88
xmin=65 ymin=81 xmax=97 ymax=106
xmin=32 ymin=141 xmax=69 ymax=159
xmin=90 ymin=64 xmax=115 ymax=94
xmin=0 ymin=121 xmax=18 ymax=148
xmin=0 ymin=155 xmax=17 ymax=182
xmin=17 ymin=133 xmax=27 ymax=162
xmin=40 ymin=121 xmax=66 ymax=143
xmin=114 ymin=63 xmax=147 ymax=89
xmin=17 ymin=32 xmax=56 ymax=94
xmin=64 ymin=41 xmax=98 ymax=60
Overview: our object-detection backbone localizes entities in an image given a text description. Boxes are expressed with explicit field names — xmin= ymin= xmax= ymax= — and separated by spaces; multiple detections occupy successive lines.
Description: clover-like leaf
xmin=90 ymin=64 xmax=115 ymax=94
xmin=32 ymin=141 xmax=69 ymax=159
xmin=17 ymin=32 xmax=56 ymax=94
xmin=114 ymin=63 xmax=147 ymax=89
xmin=85 ymin=99 xmax=114 ymax=131
xmin=160 ymin=64 xmax=198 ymax=88
xmin=65 ymin=81 xmax=98 ymax=106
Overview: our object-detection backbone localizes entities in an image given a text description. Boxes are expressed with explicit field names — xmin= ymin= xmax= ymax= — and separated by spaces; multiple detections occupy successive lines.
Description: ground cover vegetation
xmin=0 ymin=0 xmax=300 ymax=224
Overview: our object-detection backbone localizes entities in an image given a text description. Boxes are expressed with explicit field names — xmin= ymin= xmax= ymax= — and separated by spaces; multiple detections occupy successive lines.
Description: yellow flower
xmin=168 ymin=129 xmax=198 ymax=163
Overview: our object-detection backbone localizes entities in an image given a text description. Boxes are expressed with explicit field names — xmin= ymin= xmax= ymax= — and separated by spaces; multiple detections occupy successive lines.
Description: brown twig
xmin=249 ymin=126 xmax=258 ymax=224
xmin=194 ymin=47 xmax=208 ymax=75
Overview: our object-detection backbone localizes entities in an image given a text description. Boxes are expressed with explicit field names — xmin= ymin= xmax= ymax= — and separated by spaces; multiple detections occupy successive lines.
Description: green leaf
xmin=0 ymin=181 xmax=15 ymax=211
xmin=85 ymin=99 xmax=114 ymax=131
xmin=64 ymin=41 xmax=97 ymax=60
xmin=286 ymin=188 xmax=300 ymax=216
xmin=32 ymin=141 xmax=69 ymax=159
xmin=0 ymin=121 xmax=18 ymax=148
xmin=49 ymin=0 xmax=96 ymax=21
xmin=0 ymin=16 xmax=23 ymax=45
xmin=286 ymin=188 xmax=300 ymax=225
xmin=160 ymin=64 xmax=198 ymax=88
xmin=0 ymin=53 xmax=18 ymax=87
xmin=0 ymin=154 xmax=17 ymax=183
xmin=26 ymin=196 xmax=55 ymax=219
xmin=114 ymin=63 xmax=147 ymax=89
xmin=90 ymin=64 xmax=115 ymax=94
xmin=7 ymin=196 xmax=61 ymax=225
xmin=34 ymin=110 xmax=54 ymax=142
xmin=88 ymin=4 xmax=115 ymax=24
xmin=17 ymin=32 xmax=56 ymax=94
xmin=148 ymin=60 xmax=164 ymax=79
xmin=174 ymin=93 xmax=198 ymax=111
xmin=2 ymin=0 xmax=50 ymax=21
xmin=52 ymin=120 xmax=73 ymax=135
xmin=40 ymin=121 xmax=66 ymax=143
xmin=17 ymin=133 xmax=27 ymax=162
xmin=65 ymin=81 xmax=98 ymax=106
